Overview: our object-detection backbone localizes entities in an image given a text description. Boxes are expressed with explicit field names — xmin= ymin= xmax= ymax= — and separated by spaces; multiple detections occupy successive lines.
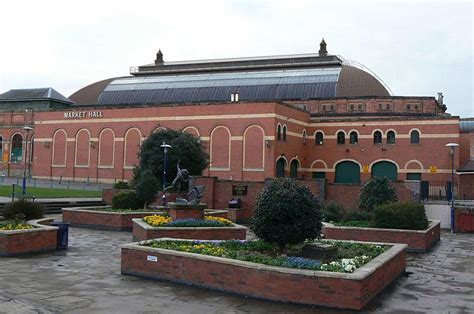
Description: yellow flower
xmin=143 ymin=215 xmax=172 ymax=227
xmin=204 ymin=216 xmax=232 ymax=226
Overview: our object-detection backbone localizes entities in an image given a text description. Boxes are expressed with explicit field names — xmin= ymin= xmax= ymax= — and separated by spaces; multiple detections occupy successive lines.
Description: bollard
xmin=59 ymin=176 xmax=63 ymax=184
xmin=34 ymin=177 xmax=37 ymax=187
xmin=67 ymin=180 xmax=71 ymax=190
xmin=50 ymin=179 xmax=53 ymax=188
xmin=11 ymin=184 xmax=16 ymax=202
xmin=83 ymin=181 xmax=86 ymax=190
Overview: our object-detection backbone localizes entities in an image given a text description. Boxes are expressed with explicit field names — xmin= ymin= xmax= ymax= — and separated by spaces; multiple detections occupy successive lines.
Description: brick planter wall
xmin=132 ymin=218 xmax=247 ymax=241
xmin=0 ymin=218 xmax=58 ymax=257
xmin=63 ymin=207 xmax=163 ymax=231
xmin=455 ymin=207 xmax=474 ymax=233
xmin=121 ymin=239 xmax=407 ymax=310
xmin=323 ymin=220 xmax=441 ymax=252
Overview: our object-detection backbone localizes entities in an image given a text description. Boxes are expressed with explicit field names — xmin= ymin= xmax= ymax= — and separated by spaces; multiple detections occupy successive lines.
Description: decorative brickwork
xmin=0 ymin=218 xmax=57 ymax=256
xmin=121 ymin=239 xmax=407 ymax=310
xmin=323 ymin=220 xmax=441 ymax=252
xmin=132 ymin=218 xmax=247 ymax=241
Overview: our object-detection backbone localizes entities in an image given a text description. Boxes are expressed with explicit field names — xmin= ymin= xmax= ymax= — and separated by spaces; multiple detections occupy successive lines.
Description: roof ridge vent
xmin=155 ymin=49 xmax=164 ymax=65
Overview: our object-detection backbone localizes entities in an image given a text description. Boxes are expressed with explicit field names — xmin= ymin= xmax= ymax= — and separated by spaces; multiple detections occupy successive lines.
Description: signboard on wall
xmin=232 ymin=185 xmax=248 ymax=196
xmin=429 ymin=166 xmax=437 ymax=173
xmin=362 ymin=165 xmax=369 ymax=173
xmin=2 ymin=152 xmax=8 ymax=164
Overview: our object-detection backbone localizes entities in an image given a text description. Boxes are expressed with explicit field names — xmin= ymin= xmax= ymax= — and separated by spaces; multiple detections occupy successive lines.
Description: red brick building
xmin=1 ymin=41 xmax=470 ymax=198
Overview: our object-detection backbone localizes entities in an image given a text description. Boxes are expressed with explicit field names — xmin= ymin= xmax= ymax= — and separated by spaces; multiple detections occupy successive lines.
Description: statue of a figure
xmin=163 ymin=162 xmax=204 ymax=204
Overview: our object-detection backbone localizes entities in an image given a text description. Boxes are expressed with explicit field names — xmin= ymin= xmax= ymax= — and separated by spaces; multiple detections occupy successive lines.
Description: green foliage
xmin=343 ymin=209 xmax=373 ymax=222
xmin=3 ymin=200 xmax=44 ymax=221
xmin=133 ymin=129 xmax=208 ymax=190
xmin=334 ymin=220 xmax=372 ymax=228
xmin=111 ymin=191 xmax=143 ymax=210
xmin=373 ymin=202 xmax=429 ymax=230
xmin=113 ymin=181 xmax=130 ymax=189
xmin=250 ymin=178 xmax=322 ymax=247
xmin=164 ymin=218 xmax=230 ymax=227
xmin=321 ymin=202 xmax=344 ymax=222
xmin=135 ymin=169 xmax=160 ymax=208
xmin=359 ymin=177 xmax=397 ymax=211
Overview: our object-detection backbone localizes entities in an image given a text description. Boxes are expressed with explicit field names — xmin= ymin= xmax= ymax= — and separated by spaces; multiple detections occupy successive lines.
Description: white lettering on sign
xmin=147 ymin=255 xmax=158 ymax=262
xmin=64 ymin=111 xmax=104 ymax=119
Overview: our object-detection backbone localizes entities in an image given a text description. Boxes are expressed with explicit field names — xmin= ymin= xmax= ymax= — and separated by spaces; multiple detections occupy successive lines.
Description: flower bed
xmin=132 ymin=217 xmax=247 ymax=241
xmin=62 ymin=207 xmax=164 ymax=231
xmin=0 ymin=218 xmax=58 ymax=257
xmin=121 ymin=238 xmax=407 ymax=310
xmin=323 ymin=220 xmax=441 ymax=252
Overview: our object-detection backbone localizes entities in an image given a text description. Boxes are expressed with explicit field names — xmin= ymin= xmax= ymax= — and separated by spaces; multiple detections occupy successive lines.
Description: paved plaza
xmin=0 ymin=219 xmax=472 ymax=313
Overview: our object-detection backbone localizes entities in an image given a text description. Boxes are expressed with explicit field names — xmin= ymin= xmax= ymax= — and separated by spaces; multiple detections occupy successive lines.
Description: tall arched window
xmin=0 ymin=136 xmax=3 ymax=160
xmin=282 ymin=125 xmax=287 ymax=141
xmin=387 ymin=131 xmax=396 ymax=144
xmin=373 ymin=131 xmax=382 ymax=144
xmin=290 ymin=159 xmax=299 ymax=178
xmin=315 ymin=132 xmax=324 ymax=145
xmin=276 ymin=158 xmax=286 ymax=177
xmin=277 ymin=125 xmax=282 ymax=141
xmin=302 ymin=130 xmax=307 ymax=144
xmin=337 ymin=131 xmax=345 ymax=144
xmin=11 ymin=134 xmax=23 ymax=162
xmin=410 ymin=130 xmax=420 ymax=144
xmin=349 ymin=131 xmax=358 ymax=144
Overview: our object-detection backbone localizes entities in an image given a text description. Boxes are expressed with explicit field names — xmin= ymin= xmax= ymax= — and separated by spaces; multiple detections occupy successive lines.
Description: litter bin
xmin=50 ymin=222 xmax=70 ymax=250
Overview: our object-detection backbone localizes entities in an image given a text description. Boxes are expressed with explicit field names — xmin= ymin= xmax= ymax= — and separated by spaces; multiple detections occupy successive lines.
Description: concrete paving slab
xmin=0 ymin=218 xmax=472 ymax=313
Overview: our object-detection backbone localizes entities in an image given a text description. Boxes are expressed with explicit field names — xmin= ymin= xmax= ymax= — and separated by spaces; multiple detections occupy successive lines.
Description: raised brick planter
xmin=0 ymin=218 xmax=58 ymax=257
xmin=323 ymin=220 xmax=441 ymax=252
xmin=455 ymin=207 xmax=474 ymax=233
xmin=121 ymin=239 xmax=407 ymax=310
xmin=132 ymin=218 xmax=247 ymax=241
xmin=63 ymin=207 xmax=163 ymax=231
xmin=169 ymin=203 xmax=207 ymax=220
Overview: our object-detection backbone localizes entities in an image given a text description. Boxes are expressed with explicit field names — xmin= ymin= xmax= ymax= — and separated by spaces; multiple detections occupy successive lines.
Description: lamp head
xmin=22 ymin=126 xmax=33 ymax=133
xmin=445 ymin=143 xmax=459 ymax=149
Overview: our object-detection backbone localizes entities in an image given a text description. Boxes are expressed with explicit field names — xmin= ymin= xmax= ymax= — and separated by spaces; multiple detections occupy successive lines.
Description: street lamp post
xmin=22 ymin=126 xmax=33 ymax=195
xmin=160 ymin=142 xmax=172 ymax=206
xmin=445 ymin=143 xmax=459 ymax=233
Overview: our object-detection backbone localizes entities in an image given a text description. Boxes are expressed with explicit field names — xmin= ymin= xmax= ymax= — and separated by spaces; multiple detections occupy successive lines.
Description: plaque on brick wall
xmin=232 ymin=185 xmax=248 ymax=196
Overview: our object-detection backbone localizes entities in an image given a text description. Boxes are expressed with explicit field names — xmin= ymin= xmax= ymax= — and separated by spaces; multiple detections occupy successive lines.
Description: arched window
xmin=302 ymin=130 xmax=307 ymax=145
xmin=276 ymin=158 xmax=286 ymax=177
xmin=349 ymin=131 xmax=358 ymax=144
xmin=373 ymin=131 xmax=382 ymax=144
xmin=335 ymin=161 xmax=360 ymax=184
xmin=337 ymin=131 xmax=345 ymax=144
xmin=315 ymin=132 xmax=324 ymax=145
xmin=372 ymin=161 xmax=398 ymax=181
xmin=11 ymin=134 xmax=23 ymax=162
xmin=290 ymin=159 xmax=299 ymax=178
xmin=0 ymin=136 xmax=3 ymax=160
xmin=277 ymin=125 xmax=282 ymax=141
xmin=282 ymin=125 xmax=287 ymax=141
xmin=387 ymin=131 xmax=396 ymax=144
xmin=410 ymin=130 xmax=420 ymax=144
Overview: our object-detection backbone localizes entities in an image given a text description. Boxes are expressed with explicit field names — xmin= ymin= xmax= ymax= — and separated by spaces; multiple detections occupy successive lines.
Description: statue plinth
xmin=168 ymin=202 xmax=207 ymax=220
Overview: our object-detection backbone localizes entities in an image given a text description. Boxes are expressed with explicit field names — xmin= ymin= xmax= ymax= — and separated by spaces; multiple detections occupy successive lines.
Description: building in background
xmin=0 ymin=40 xmax=470 ymax=202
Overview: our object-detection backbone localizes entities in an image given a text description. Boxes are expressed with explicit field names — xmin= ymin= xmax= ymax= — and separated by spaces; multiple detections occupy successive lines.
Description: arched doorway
xmin=372 ymin=161 xmax=397 ymax=181
xmin=335 ymin=161 xmax=360 ymax=184
xmin=290 ymin=159 xmax=299 ymax=178
xmin=276 ymin=158 xmax=286 ymax=178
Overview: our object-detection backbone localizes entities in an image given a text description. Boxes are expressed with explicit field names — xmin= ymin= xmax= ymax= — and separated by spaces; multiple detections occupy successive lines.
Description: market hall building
xmin=1 ymin=41 xmax=472 ymax=197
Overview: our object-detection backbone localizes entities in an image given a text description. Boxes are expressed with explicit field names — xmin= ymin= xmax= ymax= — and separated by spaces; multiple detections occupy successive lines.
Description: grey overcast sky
xmin=0 ymin=0 xmax=472 ymax=117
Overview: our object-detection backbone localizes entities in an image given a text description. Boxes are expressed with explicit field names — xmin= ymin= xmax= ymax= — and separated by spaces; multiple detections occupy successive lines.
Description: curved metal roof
xmin=460 ymin=119 xmax=474 ymax=132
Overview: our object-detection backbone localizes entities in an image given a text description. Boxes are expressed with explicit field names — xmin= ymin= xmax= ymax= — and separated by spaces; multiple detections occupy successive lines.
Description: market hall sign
xmin=64 ymin=111 xmax=104 ymax=119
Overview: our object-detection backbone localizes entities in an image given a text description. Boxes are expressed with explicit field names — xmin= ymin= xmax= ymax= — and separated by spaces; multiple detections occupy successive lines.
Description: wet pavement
xmin=0 ymin=220 xmax=473 ymax=313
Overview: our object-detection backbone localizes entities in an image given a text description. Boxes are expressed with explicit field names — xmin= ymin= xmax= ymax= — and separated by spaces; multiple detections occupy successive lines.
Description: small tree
xmin=132 ymin=128 xmax=209 ymax=200
xmin=250 ymin=178 xmax=322 ymax=249
xmin=135 ymin=169 xmax=160 ymax=208
xmin=359 ymin=177 xmax=397 ymax=212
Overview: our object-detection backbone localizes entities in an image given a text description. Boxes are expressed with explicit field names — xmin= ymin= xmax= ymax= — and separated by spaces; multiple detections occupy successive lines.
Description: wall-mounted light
xmin=90 ymin=140 xmax=98 ymax=148
xmin=265 ymin=140 xmax=272 ymax=147
xmin=43 ymin=141 xmax=51 ymax=148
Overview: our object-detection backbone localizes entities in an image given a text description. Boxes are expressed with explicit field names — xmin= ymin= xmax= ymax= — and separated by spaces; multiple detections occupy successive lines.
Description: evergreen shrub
xmin=373 ymin=202 xmax=428 ymax=230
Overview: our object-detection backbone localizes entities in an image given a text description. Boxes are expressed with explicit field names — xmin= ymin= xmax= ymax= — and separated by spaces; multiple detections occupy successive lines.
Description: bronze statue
xmin=163 ymin=161 xmax=204 ymax=204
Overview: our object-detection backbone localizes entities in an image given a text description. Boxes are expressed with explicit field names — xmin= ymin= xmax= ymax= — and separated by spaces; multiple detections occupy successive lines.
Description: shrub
xmin=373 ymin=202 xmax=429 ymax=230
xmin=135 ymin=170 xmax=160 ymax=208
xmin=113 ymin=181 xmax=130 ymax=189
xmin=250 ymin=178 xmax=322 ymax=248
xmin=359 ymin=177 xmax=397 ymax=211
xmin=3 ymin=200 xmax=44 ymax=221
xmin=112 ymin=191 xmax=143 ymax=210
xmin=343 ymin=209 xmax=373 ymax=222
xmin=321 ymin=202 xmax=344 ymax=222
